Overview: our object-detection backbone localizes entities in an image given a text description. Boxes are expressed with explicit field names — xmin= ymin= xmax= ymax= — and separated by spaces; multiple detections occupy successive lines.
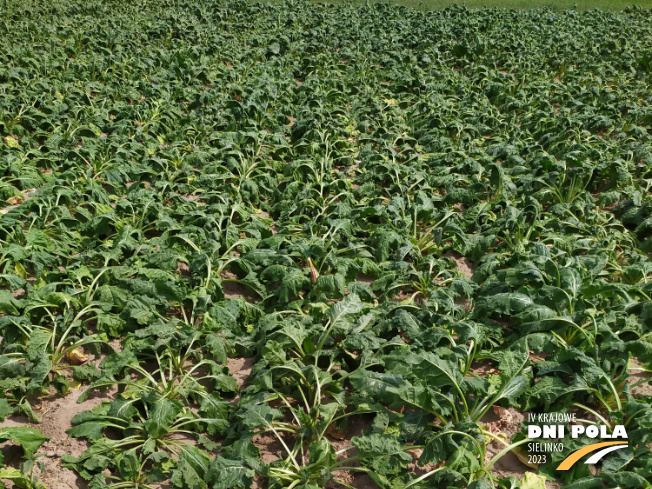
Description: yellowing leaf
xmin=6 ymin=195 xmax=23 ymax=205
xmin=521 ymin=472 xmax=547 ymax=489
xmin=14 ymin=263 xmax=28 ymax=279
xmin=93 ymin=203 xmax=114 ymax=215
xmin=88 ymin=123 xmax=103 ymax=137
xmin=67 ymin=348 xmax=89 ymax=365
xmin=3 ymin=136 xmax=20 ymax=148
xmin=513 ymin=445 xmax=540 ymax=470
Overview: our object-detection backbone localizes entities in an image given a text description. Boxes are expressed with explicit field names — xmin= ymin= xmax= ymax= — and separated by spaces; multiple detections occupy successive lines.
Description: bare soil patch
xmin=175 ymin=261 xmax=191 ymax=276
xmin=227 ymin=356 xmax=256 ymax=391
xmin=482 ymin=406 xmax=560 ymax=489
xmin=443 ymin=250 xmax=474 ymax=279
xmin=469 ymin=359 xmax=499 ymax=377
xmin=0 ymin=386 xmax=117 ymax=489
xmin=629 ymin=357 xmax=652 ymax=397
xmin=221 ymin=270 xmax=258 ymax=302
xmin=355 ymin=274 xmax=375 ymax=286
xmin=325 ymin=417 xmax=376 ymax=489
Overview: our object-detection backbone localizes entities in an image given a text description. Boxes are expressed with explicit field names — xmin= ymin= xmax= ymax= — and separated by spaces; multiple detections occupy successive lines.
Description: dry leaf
xmin=492 ymin=405 xmax=513 ymax=425
xmin=67 ymin=348 xmax=89 ymax=365
xmin=308 ymin=257 xmax=318 ymax=284
xmin=325 ymin=423 xmax=346 ymax=440
xmin=6 ymin=195 xmax=23 ymax=205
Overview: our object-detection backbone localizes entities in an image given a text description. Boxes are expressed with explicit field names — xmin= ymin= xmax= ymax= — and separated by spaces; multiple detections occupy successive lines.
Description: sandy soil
xmin=8 ymin=348 xmax=640 ymax=488
xmin=221 ymin=270 xmax=259 ymax=303
xmin=227 ymin=356 xmax=256 ymax=406
xmin=0 ymin=396 xmax=556 ymax=489
xmin=443 ymin=250 xmax=475 ymax=279
xmin=0 ymin=386 xmax=116 ymax=489
xmin=482 ymin=406 xmax=560 ymax=489
xmin=324 ymin=417 xmax=377 ymax=489
xmin=629 ymin=357 xmax=652 ymax=397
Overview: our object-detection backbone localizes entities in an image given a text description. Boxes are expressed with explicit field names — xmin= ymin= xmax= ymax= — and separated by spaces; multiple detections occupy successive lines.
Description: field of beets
xmin=1 ymin=1 xmax=652 ymax=488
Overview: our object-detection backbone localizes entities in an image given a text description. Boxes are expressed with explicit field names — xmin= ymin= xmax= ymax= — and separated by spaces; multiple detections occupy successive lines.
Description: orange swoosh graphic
xmin=557 ymin=441 xmax=628 ymax=470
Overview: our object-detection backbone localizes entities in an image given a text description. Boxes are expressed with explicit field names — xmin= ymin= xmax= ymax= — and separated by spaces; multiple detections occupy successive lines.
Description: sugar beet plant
xmin=2 ymin=0 xmax=652 ymax=487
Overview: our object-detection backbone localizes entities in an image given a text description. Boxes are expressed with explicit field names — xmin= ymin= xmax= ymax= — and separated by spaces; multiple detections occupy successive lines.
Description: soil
xmin=443 ymin=250 xmax=474 ymax=279
xmin=406 ymin=447 xmax=436 ymax=478
xmin=469 ymin=359 xmax=500 ymax=377
xmin=347 ymin=161 xmax=361 ymax=190
xmin=390 ymin=290 xmax=414 ymax=303
xmin=227 ymin=356 xmax=256 ymax=390
xmin=220 ymin=270 xmax=258 ymax=303
xmin=227 ymin=356 xmax=256 ymax=406
xmin=441 ymin=248 xmax=476 ymax=306
xmin=252 ymin=433 xmax=283 ymax=465
xmin=0 ymin=351 xmax=262 ymax=488
xmin=482 ymin=406 xmax=561 ymax=489
xmin=10 ymin=288 xmax=25 ymax=299
xmin=0 ymin=386 xmax=117 ymax=489
xmin=355 ymin=274 xmax=375 ymax=286
xmin=629 ymin=357 xmax=652 ymax=397
xmin=324 ymin=417 xmax=377 ymax=489
xmin=175 ymin=261 xmax=191 ymax=276
xmin=0 ymin=349 xmax=581 ymax=489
